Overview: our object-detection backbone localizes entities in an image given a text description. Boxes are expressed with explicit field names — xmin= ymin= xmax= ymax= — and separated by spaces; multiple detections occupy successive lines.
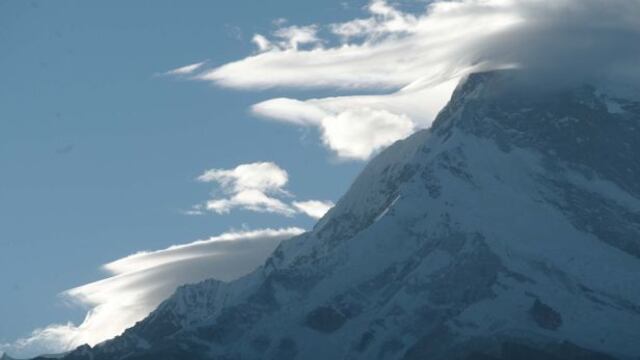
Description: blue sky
xmin=0 ymin=0 xmax=367 ymax=350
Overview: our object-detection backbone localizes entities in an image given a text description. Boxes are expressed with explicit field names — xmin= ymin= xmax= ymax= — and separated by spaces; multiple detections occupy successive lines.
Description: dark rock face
xmin=39 ymin=71 xmax=640 ymax=360
xmin=270 ymin=338 xmax=297 ymax=360
xmin=496 ymin=341 xmax=616 ymax=360
xmin=304 ymin=306 xmax=348 ymax=333
xmin=542 ymin=178 xmax=640 ymax=258
xmin=529 ymin=299 xmax=563 ymax=330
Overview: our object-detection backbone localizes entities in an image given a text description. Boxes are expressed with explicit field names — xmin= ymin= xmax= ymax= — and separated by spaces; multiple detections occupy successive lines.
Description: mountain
xmin=38 ymin=71 xmax=640 ymax=360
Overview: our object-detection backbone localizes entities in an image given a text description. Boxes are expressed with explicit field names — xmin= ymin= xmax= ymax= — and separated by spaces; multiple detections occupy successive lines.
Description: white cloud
xmin=191 ymin=0 xmax=515 ymax=160
xmin=273 ymin=25 xmax=321 ymax=50
xmin=251 ymin=24 xmax=321 ymax=53
xmin=251 ymin=97 xmax=328 ymax=125
xmin=292 ymin=200 xmax=334 ymax=219
xmin=176 ymin=0 xmax=639 ymax=160
xmin=331 ymin=0 xmax=419 ymax=39
xmin=164 ymin=61 xmax=206 ymax=76
xmin=180 ymin=204 xmax=205 ymax=216
xmin=194 ymin=162 xmax=334 ymax=218
xmin=197 ymin=162 xmax=292 ymax=216
xmin=198 ymin=162 xmax=289 ymax=194
xmin=1 ymin=227 xmax=305 ymax=358
xmin=250 ymin=78 xmax=458 ymax=160
xmin=205 ymin=189 xmax=296 ymax=216
xmin=252 ymin=34 xmax=273 ymax=52
xmin=321 ymin=108 xmax=414 ymax=160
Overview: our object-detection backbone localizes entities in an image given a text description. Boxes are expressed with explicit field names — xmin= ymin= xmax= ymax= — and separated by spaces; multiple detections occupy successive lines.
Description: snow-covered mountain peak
xmin=37 ymin=72 xmax=640 ymax=360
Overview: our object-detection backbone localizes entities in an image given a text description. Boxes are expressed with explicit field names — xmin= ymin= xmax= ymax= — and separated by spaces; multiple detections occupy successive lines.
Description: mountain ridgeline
xmin=39 ymin=71 xmax=640 ymax=360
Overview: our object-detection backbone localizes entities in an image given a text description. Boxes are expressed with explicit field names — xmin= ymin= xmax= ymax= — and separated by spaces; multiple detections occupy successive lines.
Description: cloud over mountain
xmin=170 ymin=0 xmax=640 ymax=160
xmin=1 ymin=228 xmax=304 ymax=358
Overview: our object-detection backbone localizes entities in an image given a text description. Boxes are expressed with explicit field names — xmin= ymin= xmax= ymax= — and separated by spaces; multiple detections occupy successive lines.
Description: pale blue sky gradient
xmin=0 ymin=0 xmax=369 ymax=344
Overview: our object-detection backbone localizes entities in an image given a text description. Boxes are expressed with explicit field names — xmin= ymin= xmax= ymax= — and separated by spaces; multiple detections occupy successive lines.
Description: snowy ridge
xmin=40 ymin=71 xmax=640 ymax=360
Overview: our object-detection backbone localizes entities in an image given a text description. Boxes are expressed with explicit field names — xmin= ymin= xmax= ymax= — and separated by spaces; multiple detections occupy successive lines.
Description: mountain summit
xmin=38 ymin=72 xmax=640 ymax=360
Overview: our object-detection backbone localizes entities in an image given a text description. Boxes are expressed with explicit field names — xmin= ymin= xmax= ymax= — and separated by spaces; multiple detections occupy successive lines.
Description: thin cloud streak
xmin=164 ymin=61 xmax=206 ymax=76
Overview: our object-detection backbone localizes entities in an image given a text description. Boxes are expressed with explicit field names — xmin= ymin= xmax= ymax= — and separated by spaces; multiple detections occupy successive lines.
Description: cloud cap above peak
xmin=170 ymin=0 xmax=640 ymax=160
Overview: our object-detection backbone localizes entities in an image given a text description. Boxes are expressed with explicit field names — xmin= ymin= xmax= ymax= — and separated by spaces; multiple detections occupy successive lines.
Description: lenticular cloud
xmin=2 ymin=227 xmax=304 ymax=358
xmin=172 ymin=0 xmax=640 ymax=160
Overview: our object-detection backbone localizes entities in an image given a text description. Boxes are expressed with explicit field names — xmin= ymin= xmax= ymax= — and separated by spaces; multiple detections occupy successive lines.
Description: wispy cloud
xmin=168 ymin=0 xmax=640 ymax=160
xmin=1 ymin=227 xmax=305 ymax=358
xmin=164 ymin=61 xmax=207 ymax=76
xmin=273 ymin=25 xmax=321 ymax=50
xmin=292 ymin=200 xmax=335 ymax=219
xmin=192 ymin=162 xmax=334 ymax=219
